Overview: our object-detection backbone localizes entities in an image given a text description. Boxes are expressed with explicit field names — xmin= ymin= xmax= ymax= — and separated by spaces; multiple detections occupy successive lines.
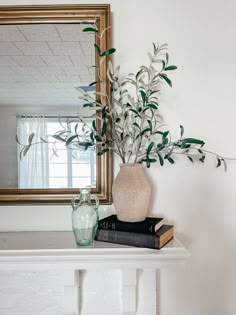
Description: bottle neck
xmin=80 ymin=188 xmax=91 ymax=203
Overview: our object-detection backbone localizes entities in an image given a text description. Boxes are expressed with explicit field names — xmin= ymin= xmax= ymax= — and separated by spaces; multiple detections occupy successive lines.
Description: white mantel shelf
xmin=0 ymin=231 xmax=190 ymax=271
xmin=0 ymin=232 xmax=190 ymax=315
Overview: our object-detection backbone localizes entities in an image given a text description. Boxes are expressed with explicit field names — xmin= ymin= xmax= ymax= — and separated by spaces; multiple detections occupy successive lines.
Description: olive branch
xmin=17 ymin=22 xmax=236 ymax=170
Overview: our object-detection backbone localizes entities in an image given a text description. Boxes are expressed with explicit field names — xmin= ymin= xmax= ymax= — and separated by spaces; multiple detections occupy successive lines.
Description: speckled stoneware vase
xmin=112 ymin=163 xmax=151 ymax=222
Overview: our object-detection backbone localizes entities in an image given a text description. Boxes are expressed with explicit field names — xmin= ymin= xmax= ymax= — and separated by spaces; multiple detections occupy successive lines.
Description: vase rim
xmin=119 ymin=163 xmax=143 ymax=168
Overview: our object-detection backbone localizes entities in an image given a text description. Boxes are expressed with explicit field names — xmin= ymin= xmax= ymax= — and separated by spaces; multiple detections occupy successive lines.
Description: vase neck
xmin=80 ymin=188 xmax=91 ymax=202
xmin=119 ymin=163 xmax=143 ymax=169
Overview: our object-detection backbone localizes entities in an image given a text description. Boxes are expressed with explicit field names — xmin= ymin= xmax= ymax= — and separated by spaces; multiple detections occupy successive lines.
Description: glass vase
xmin=71 ymin=188 xmax=99 ymax=246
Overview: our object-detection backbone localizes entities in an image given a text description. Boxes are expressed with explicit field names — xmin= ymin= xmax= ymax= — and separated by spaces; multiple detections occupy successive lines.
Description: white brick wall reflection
xmin=0 ymin=270 xmax=122 ymax=315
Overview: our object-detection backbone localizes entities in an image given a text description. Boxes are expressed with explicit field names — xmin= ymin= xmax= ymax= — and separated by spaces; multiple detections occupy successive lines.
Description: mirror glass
xmin=0 ymin=5 xmax=112 ymax=204
xmin=0 ymin=23 xmax=96 ymax=189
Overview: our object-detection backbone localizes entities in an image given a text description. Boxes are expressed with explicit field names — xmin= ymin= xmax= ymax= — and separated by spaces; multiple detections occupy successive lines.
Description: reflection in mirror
xmin=17 ymin=115 xmax=96 ymax=189
xmin=0 ymin=23 xmax=96 ymax=189
xmin=0 ymin=5 xmax=112 ymax=204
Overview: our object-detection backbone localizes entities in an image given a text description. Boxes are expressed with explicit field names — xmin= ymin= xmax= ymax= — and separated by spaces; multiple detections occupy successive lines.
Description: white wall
xmin=0 ymin=1 xmax=236 ymax=314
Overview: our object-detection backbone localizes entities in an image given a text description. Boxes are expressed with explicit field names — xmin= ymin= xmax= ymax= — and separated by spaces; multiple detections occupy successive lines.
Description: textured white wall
xmin=0 ymin=1 xmax=236 ymax=315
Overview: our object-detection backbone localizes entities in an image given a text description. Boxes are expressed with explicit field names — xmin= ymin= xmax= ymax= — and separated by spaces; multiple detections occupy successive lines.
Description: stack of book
xmin=95 ymin=215 xmax=174 ymax=250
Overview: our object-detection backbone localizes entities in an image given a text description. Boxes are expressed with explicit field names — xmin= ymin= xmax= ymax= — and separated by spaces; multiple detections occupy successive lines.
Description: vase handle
xmin=90 ymin=194 xmax=99 ymax=210
xmin=71 ymin=195 xmax=80 ymax=210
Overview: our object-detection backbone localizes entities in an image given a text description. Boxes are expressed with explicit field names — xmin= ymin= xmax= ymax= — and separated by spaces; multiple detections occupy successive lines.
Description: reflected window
xmin=17 ymin=116 xmax=96 ymax=189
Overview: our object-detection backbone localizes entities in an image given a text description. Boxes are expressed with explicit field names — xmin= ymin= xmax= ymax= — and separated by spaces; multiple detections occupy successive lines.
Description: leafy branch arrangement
xmin=17 ymin=22 xmax=234 ymax=170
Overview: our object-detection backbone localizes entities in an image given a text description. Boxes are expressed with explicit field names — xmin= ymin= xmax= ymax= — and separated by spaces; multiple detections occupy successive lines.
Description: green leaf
xmin=147 ymin=120 xmax=152 ymax=132
xmin=83 ymin=103 xmax=94 ymax=107
xmin=133 ymin=122 xmax=140 ymax=130
xmin=165 ymin=65 xmax=178 ymax=71
xmin=19 ymin=147 xmax=24 ymax=160
xmin=102 ymin=107 xmax=107 ymax=119
xmin=90 ymin=132 xmax=94 ymax=142
xmin=82 ymin=27 xmax=98 ymax=33
xmin=136 ymin=69 xmax=143 ymax=79
xmin=97 ymin=148 xmax=109 ymax=156
xmin=89 ymin=81 xmax=98 ymax=86
xmin=129 ymin=108 xmax=141 ymax=117
xmin=94 ymin=43 xmax=101 ymax=55
xmin=149 ymin=90 xmax=157 ymax=97
xmin=28 ymin=133 xmax=35 ymax=145
xmin=95 ymin=135 xmax=102 ymax=142
xmin=23 ymin=144 xmax=31 ymax=157
xmin=74 ymin=123 xmax=78 ymax=134
xmin=139 ymin=127 xmax=151 ymax=137
xmin=66 ymin=135 xmax=77 ymax=146
xmin=147 ymin=142 xmax=154 ymax=155
xmin=140 ymin=90 xmax=146 ymax=105
xmin=101 ymin=48 xmax=116 ymax=56
xmin=92 ymin=120 xmax=97 ymax=132
xmin=163 ymin=131 xmax=169 ymax=138
xmin=142 ymin=107 xmax=151 ymax=114
xmin=156 ymin=143 xmax=165 ymax=151
xmin=52 ymin=134 xmax=65 ymax=142
xmin=149 ymin=158 xmax=157 ymax=163
xmin=147 ymin=103 xmax=158 ymax=110
xmin=199 ymin=155 xmax=206 ymax=163
xmin=40 ymin=137 xmax=48 ymax=143
xmin=101 ymin=120 xmax=107 ymax=136
xmin=181 ymin=143 xmax=191 ymax=149
xmin=162 ymin=131 xmax=169 ymax=145
xmin=79 ymin=142 xmax=93 ymax=150
xmin=187 ymin=156 xmax=193 ymax=163
xmin=165 ymin=155 xmax=175 ymax=164
xmin=157 ymin=153 xmax=164 ymax=166
xmin=166 ymin=52 xmax=169 ymax=64
xmin=180 ymin=125 xmax=184 ymax=137
xmin=142 ymin=158 xmax=151 ymax=168
xmin=81 ymin=21 xmax=95 ymax=25
xmin=162 ymin=60 xmax=165 ymax=71
xmin=181 ymin=138 xmax=205 ymax=147
xmin=216 ymin=158 xmax=221 ymax=168
xmin=159 ymin=73 xmax=172 ymax=87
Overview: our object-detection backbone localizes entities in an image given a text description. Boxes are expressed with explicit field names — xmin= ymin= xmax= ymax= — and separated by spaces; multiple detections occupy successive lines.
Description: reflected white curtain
xmin=17 ymin=115 xmax=48 ymax=188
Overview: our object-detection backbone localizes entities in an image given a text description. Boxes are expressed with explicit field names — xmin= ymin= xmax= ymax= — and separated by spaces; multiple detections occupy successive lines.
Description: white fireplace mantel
xmin=0 ymin=232 xmax=190 ymax=315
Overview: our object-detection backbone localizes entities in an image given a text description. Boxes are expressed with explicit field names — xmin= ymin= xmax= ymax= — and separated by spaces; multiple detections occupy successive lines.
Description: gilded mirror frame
xmin=0 ymin=5 xmax=112 ymax=204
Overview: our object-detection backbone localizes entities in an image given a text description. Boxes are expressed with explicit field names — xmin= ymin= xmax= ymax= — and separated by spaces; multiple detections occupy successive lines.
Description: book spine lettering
xmin=99 ymin=222 xmax=116 ymax=230
xmin=96 ymin=230 xmax=160 ymax=249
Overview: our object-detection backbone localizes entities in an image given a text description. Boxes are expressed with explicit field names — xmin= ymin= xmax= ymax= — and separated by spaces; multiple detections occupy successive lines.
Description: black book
xmin=95 ymin=224 xmax=174 ymax=250
xmin=98 ymin=215 xmax=164 ymax=235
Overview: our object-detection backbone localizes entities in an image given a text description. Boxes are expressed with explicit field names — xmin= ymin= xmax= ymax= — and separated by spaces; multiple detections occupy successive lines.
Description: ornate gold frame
xmin=0 ymin=5 xmax=113 ymax=204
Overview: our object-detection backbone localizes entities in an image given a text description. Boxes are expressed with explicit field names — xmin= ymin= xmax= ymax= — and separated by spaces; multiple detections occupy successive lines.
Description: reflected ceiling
xmin=0 ymin=24 xmax=95 ymax=107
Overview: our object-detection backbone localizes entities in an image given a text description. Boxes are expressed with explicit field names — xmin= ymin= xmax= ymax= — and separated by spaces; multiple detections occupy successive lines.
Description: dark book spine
xmin=98 ymin=221 xmax=155 ymax=234
xmin=96 ymin=229 xmax=161 ymax=249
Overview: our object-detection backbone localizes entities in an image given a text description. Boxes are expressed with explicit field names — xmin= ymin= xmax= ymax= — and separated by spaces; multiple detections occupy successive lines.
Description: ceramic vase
xmin=112 ymin=163 xmax=151 ymax=222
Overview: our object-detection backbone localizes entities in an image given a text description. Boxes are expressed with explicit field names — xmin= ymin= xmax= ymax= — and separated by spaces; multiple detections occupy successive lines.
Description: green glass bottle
xmin=71 ymin=188 xmax=99 ymax=246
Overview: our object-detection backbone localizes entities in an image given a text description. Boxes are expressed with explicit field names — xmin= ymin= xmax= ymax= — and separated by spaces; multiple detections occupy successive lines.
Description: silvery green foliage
xmin=76 ymin=42 xmax=227 ymax=169
xmin=17 ymin=23 xmax=230 ymax=169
